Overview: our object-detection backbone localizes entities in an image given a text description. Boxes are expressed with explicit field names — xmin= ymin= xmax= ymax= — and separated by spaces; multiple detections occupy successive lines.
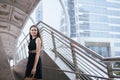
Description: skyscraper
xmin=36 ymin=1 xmax=43 ymax=24
xmin=60 ymin=0 xmax=76 ymax=38
xmin=60 ymin=0 xmax=120 ymax=57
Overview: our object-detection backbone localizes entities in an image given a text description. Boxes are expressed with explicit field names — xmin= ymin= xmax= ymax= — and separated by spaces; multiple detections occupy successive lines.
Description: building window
xmin=87 ymin=46 xmax=109 ymax=57
xmin=115 ymin=51 xmax=120 ymax=56
xmin=85 ymin=42 xmax=110 ymax=57
xmin=114 ymin=43 xmax=120 ymax=47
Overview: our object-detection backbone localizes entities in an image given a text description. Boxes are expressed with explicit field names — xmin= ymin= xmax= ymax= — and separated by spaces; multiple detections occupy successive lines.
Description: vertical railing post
xmin=51 ymin=31 xmax=58 ymax=57
xmin=106 ymin=62 xmax=114 ymax=79
xmin=70 ymin=43 xmax=80 ymax=80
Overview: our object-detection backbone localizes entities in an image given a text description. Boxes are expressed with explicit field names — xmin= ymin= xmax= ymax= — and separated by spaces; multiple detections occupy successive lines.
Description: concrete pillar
xmin=0 ymin=37 xmax=14 ymax=80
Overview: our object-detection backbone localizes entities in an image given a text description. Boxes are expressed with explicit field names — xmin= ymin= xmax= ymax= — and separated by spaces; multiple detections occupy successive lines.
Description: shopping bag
xmin=25 ymin=74 xmax=36 ymax=80
xmin=25 ymin=77 xmax=34 ymax=80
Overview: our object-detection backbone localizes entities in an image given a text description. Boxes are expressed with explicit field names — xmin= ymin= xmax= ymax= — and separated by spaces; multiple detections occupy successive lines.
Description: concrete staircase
xmin=12 ymin=50 xmax=69 ymax=80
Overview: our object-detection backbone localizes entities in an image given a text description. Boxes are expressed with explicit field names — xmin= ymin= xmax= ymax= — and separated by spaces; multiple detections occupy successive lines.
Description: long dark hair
xmin=29 ymin=25 xmax=43 ymax=48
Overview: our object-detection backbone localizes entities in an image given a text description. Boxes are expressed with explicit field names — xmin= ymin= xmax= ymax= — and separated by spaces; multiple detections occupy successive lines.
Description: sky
xmin=42 ymin=0 xmax=61 ymax=30
xmin=18 ymin=0 xmax=62 ymax=43
xmin=31 ymin=0 xmax=62 ymax=29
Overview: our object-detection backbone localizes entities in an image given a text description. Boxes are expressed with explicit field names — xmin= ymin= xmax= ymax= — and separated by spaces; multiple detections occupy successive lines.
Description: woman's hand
xmin=31 ymin=68 xmax=36 ymax=74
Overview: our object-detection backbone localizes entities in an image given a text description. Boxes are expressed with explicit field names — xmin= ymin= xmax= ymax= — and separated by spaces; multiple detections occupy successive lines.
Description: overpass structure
xmin=0 ymin=0 xmax=120 ymax=80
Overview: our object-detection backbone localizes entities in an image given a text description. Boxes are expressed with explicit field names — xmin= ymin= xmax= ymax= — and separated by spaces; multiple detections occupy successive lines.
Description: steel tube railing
xmin=14 ymin=21 xmax=120 ymax=79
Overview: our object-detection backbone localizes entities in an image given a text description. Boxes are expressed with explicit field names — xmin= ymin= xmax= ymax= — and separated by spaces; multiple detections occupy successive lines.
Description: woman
xmin=25 ymin=25 xmax=43 ymax=80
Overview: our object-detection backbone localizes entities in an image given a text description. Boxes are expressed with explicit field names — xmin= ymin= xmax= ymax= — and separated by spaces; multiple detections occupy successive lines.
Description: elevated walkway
xmin=12 ymin=21 xmax=120 ymax=80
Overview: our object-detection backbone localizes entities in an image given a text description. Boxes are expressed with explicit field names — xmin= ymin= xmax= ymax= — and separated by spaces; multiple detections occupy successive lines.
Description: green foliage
xmin=114 ymin=62 xmax=120 ymax=75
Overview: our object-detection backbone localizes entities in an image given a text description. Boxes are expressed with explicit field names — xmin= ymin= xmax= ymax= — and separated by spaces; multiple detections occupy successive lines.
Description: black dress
xmin=25 ymin=37 xmax=42 ymax=79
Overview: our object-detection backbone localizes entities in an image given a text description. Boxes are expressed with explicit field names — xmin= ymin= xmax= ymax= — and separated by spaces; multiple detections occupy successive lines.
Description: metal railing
xmin=38 ymin=21 xmax=120 ymax=80
xmin=14 ymin=21 xmax=120 ymax=80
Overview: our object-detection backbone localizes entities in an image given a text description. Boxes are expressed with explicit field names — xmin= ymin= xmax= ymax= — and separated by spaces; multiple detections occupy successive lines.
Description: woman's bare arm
xmin=31 ymin=37 xmax=41 ymax=74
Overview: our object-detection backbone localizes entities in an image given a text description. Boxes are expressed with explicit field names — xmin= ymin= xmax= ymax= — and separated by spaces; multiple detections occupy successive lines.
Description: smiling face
xmin=30 ymin=27 xmax=38 ymax=37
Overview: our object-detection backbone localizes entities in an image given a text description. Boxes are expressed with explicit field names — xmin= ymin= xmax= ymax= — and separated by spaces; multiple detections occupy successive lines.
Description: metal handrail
xmin=38 ymin=21 xmax=120 ymax=79
xmin=15 ymin=21 xmax=120 ymax=79
xmin=39 ymin=24 xmax=108 ymax=79
xmin=103 ymin=57 xmax=120 ymax=62
xmin=38 ymin=21 xmax=104 ymax=60
xmin=17 ymin=34 xmax=29 ymax=49
xmin=43 ymin=66 xmax=112 ymax=80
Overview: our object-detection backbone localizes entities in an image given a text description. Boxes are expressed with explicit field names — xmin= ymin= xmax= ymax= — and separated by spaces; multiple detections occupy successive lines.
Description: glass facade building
xmin=60 ymin=0 xmax=76 ymax=38
xmin=60 ymin=0 xmax=120 ymax=57
xmin=68 ymin=0 xmax=76 ymax=38
xmin=36 ymin=2 xmax=43 ymax=24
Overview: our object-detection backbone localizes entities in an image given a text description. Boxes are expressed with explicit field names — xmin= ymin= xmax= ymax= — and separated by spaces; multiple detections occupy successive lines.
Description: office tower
xmin=60 ymin=0 xmax=120 ymax=57
xmin=60 ymin=0 xmax=76 ymax=38
xmin=36 ymin=1 xmax=43 ymax=24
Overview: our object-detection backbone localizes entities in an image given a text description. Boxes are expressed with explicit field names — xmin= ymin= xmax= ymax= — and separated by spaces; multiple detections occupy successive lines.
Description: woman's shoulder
xmin=36 ymin=37 xmax=41 ymax=40
xmin=35 ymin=37 xmax=41 ymax=42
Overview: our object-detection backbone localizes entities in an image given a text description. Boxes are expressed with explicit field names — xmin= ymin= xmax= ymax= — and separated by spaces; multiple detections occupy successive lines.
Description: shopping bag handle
xmin=29 ymin=74 xmax=34 ymax=78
